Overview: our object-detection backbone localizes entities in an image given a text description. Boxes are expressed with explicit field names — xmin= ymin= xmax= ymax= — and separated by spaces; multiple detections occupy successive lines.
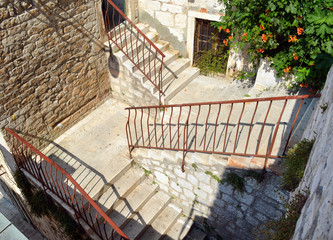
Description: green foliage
xmin=14 ymin=169 xmax=89 ymax=239
xmin=213 ymin=0 xmax=333 ymax=89
xmin=144 ymin=169 xmax=152 ymax=176
xmin=245 ymin=170 xmax=261 ymax=183
xmin=191 ymin=163 xmax=198 ymax=171
xmin=223 ymin=172 xmax=245 ymax=193
xmin=282 ymin=139 xmax=314 ymax=191
xmin=256 ymin=191 xmax=308 ymax=240
xmin=194 ymin=46 xmax=229 ymax=76
xmin=320 ymin=103 xmax=328 ymax=113
xmin=205 ymin=171 xmax=222 ymax=183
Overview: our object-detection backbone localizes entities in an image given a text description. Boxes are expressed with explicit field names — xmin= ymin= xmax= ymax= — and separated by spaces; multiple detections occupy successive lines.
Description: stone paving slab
xmin=43 ymin=98 xmax=132 ymax=197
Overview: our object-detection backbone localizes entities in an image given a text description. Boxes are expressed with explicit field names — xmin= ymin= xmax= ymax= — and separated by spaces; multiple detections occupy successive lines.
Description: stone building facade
xmin=0 ymin=0 xmax=109 ymax=148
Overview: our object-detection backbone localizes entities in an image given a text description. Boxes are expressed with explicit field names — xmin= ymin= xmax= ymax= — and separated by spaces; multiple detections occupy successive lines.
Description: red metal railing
xmin=6 ymin=128 xmax=129 ymax=240
xmin=103 ymin=0 xmax=165 ymax=103
xmin=126 ymin=95 xmax=320 ymax=172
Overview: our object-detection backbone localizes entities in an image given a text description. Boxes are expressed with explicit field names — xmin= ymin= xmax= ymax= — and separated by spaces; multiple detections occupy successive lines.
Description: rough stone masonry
xmin=0 ymin=0 xmax=109 ymax=148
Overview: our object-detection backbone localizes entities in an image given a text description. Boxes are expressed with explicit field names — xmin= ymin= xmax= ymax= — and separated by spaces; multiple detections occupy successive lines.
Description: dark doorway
xmin=102 ymin=0 xmax=126 ymax=32
xmin=193 ymin=19 xmax=229 ymax=75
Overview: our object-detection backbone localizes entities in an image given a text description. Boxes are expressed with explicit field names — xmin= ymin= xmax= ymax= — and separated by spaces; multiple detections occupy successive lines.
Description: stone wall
xmin=0 ymin=0 xmax=109 ymax=148
xmin=292 ymin=66 xmax=333 ymax=240
xmin=107 ymin=52 xmax=160 ymax=107
xmin=138 ymin=0 xmax=223 ymax=56
xmin=133 ymin=149 xmax=288 ymax=239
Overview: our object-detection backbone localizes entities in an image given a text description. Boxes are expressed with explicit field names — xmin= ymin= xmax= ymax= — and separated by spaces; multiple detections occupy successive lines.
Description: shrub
xmin=282 ymin=139 xmax=314 ymax=191
xmin=256 ymin=191 xmax=308 ymax=240
xmin=223 ymin=172 xmax=245 ymax=193
xmin=213 ymin=0 xmax=333 ymax=90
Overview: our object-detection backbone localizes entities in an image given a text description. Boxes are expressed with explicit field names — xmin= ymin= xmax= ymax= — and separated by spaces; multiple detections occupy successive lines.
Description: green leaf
xmin=316 ymin=24 xmax=330 ymax=37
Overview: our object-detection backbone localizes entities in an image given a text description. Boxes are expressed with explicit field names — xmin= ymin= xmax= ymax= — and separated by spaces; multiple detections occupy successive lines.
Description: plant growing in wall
xmin=213 ymin=0 xmax=333 ymax=89
xmin=282 ymin=138 xmax=314 ymax=191
xmin=256 ymin=191 xmax=308 ymax=240
xmin=14 ymin=169 xmax=90 ymax=240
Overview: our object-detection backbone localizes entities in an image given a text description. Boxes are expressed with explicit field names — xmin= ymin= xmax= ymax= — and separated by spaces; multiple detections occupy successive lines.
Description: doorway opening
xmin=102 ymin=0 xmax=126 ymax=32
xmin=193 ymin=18 xmax=229 ymax=76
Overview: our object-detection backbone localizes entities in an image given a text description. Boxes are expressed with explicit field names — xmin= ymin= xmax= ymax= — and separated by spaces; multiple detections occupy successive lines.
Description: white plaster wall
xmin=292 ymin=66 xmax=333 ymax=240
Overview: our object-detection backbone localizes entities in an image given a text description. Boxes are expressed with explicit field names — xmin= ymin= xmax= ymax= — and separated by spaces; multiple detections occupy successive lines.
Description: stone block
xmin=199 ymin=182 xmax=214 ymax=194
xmin=222 ymin=194 xmax=236 ymax=205
xmin=194 ymin=188 xmax=207 ymax=200
xmin=150 ymin=1 xmax=161 ymax=11
xmin=183 ymin=188 xmax=195 ymax=200
xmin=175 ymin=13 xmax=187 ymax=28
xmin=195 ymin=171 xmax=211 ymax=185
xmin=155 ymin=11 xmax=174 ymax=27
xmin=174 ymin=167 xmax=186 ymax=178
xmin=227 ymin=155 xmax=251 ymax=169
xmin=155 ymin=171 xmax=169 ymax=184
xmin=186 ymin=173 xmax=198 ymax=186
xmin=170 ymin=181 xmax=182 ymax=192
xmin=161 ymin=3 xmax=183 ymax=13
xmin=178 ymin=178 xmax=193 ymax=190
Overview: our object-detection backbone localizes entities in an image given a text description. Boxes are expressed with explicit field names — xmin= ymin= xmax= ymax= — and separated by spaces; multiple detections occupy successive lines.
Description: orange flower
xmin=261 ymin=34 xmax=268 ymax=42
xmin=268 ymin=34 xmax=272 ymax=38
xmin=288 ymin=35 xmax=298 ymax=42
xmin=260 ymin=25 xmax=265 ymax=30
xmin=297 ymin=27 xmax=304 ymax=35
xmin=304 ymin=83 xmax=308 ymax=88
xmin=223 ymin=39 xmax=228 ymax=46
xmin=256 ymin=48 xmax=264 ymax=53
xmin=224 ymin=28 xmax=230 ymax=33
xmin=219 ymin=26 xmax=223 ymax=31
xmin=283 ymin=66 xmax=292 ymax=72
xmin=300 ymin=83 xmax=304 ymax=87
xmin=228 ymin=36 xmax=233 ymax=40
xmin=293 ymin=52 xmax=299 ymax=60
xmin=242 ymin=32 xmax=248 ymax=37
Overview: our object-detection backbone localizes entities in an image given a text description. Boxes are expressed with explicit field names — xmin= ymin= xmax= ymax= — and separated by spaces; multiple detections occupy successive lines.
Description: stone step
xmin=152 ymin=58 xmax=191 ymax=94
xmin=114 ymin=31 xmax=160 ymax=62
xmin=124 ymin=38 xmax=169 ymax=73
xmin=108 ymin=178 xmax=159 ymax=228
xmin=133 ymin=47 xmax=180 ymax=85
xmin=163 ymin=216 xmax=193 ymax=240
xmin=70 ymin=158 xmax=132 ymax=201
xmin=94 ymin=167 xmax=145 ymax=214
xmin=184 ymin=227 xmax=206 ymax=240
xmin=163 ymin=67 xmax=200 ymax=104
xmin=117 ymin=191 xmax=171 ymax=240
xmin=106 ymin=22 xmax=150 ymax=53
xmin=138 ymin=203 xmax=182 ymax=240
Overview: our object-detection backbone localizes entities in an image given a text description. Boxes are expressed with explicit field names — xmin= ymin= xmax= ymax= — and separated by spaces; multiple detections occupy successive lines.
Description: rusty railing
xmin=6 ymin=128 xmax=129 ymax=240
xmin=126 ymin=94 xmax=320 ymax=172
xmin=103 ymin=0 xmax=165 ymax=103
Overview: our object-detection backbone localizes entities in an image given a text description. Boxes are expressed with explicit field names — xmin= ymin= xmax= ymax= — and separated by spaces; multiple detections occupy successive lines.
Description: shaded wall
xmin=292 ymin=66 xmax=333 ymax=240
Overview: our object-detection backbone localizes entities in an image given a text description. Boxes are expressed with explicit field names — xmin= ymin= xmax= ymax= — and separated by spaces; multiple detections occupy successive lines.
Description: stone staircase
xmin=105 ymin=22 xmax=200 ymax=105
xmin=41 ymin=99 xmax=206 ymax=240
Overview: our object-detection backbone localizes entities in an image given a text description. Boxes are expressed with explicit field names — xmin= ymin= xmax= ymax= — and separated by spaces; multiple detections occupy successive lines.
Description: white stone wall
xmin=133 ymin=149 xmax=288 ymax=239
xmin=292 ymin=66 xmax=333 ymax=240
xmin=137 ymin=0 xmax=223 ymax=56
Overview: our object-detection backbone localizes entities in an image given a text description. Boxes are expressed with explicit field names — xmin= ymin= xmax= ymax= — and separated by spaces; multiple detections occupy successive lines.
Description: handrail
xmin=103 ymin=0 xmax=165 ymax=103
xmin=6 ymin=128 xmax=129 ymax=240
xmin=125 ymin=94 xmax=321 ymax=172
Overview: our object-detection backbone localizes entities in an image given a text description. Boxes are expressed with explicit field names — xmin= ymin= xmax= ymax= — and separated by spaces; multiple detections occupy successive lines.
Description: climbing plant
xmin=212 ymin=0 xmax=333 ymax=90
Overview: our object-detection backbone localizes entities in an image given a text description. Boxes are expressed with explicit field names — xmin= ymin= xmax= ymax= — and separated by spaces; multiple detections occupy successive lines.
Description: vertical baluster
xmin=140 ymin=109 xmax=145 ymax=146
xmin=223 ymin=103 xmax=233 ymax=152
xmin=177 ymin=106 xmax=182 ymax=149
xmin=194 ymin=105 xmax=201 ymax=151
xmin=161 ymin=107 xmax=165 ymax=148
xmin=212 ymin=104 xmax=221 ymax=152
xmin=154 ymin=108 xmax=158 ymax=147
xmin=203 ymin=104 xmax=211 ymax=151
xmin=233 ymin=102 xmax=245 ymax=153
xmin=244 ymin=101 xmax=259 ymax=154
xmin=169 ymin=107 xmax=173 ymax=148
xmin=147 ymin=108 xmax=151 ymax=147
xmin=134 ymin=109 xmax=138 ymax=145
xmin=256 ymin=100 xmax=272 ymax=155
xmin=283 ymin=98 xmax=304 ymax=155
